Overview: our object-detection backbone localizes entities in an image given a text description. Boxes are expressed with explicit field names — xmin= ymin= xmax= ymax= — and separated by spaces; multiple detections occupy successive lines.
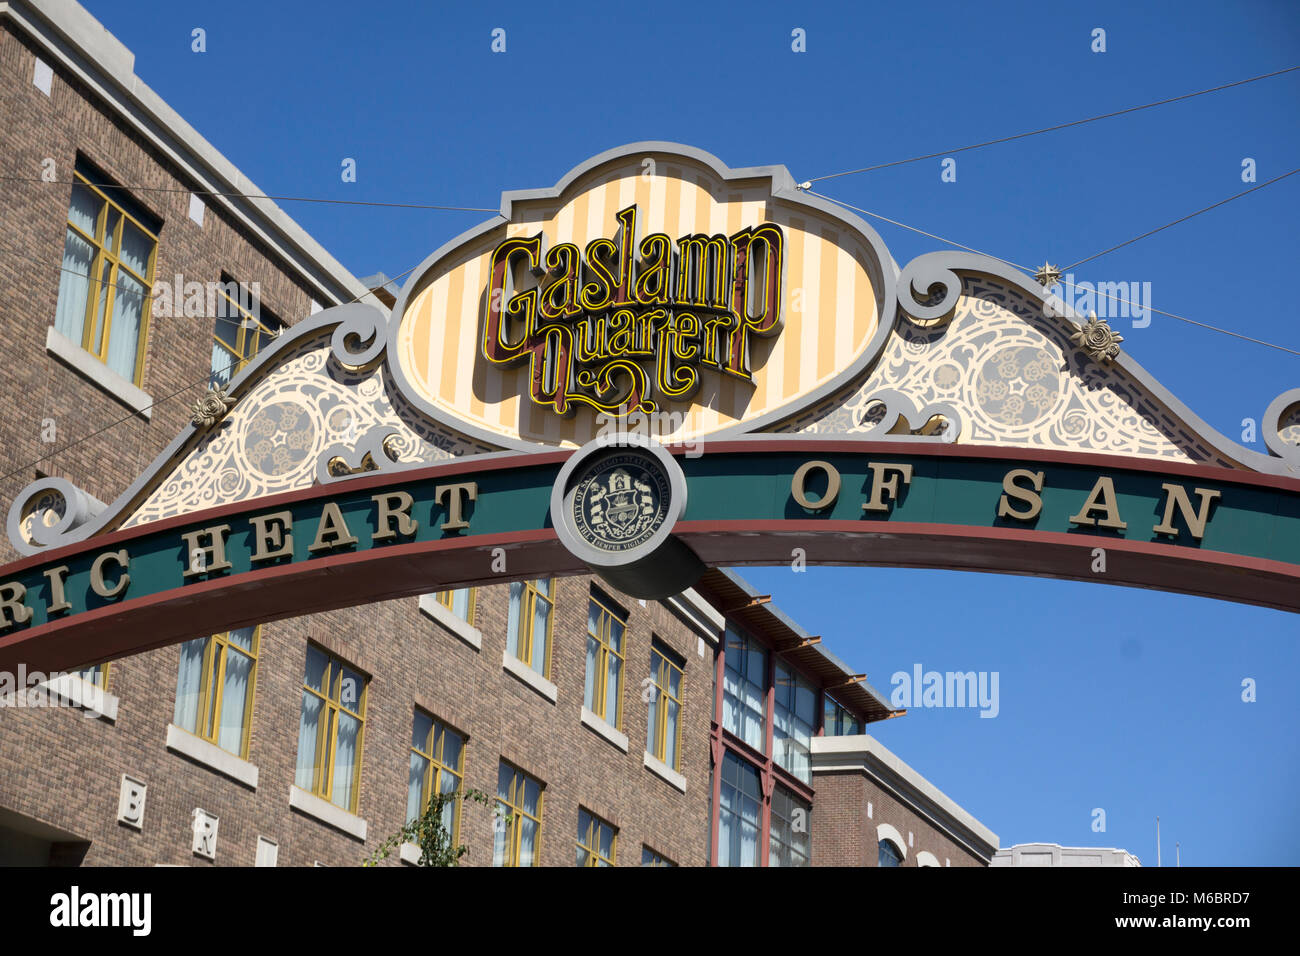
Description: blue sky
xmin=83 ymin=0 xmax=1299 ymax=864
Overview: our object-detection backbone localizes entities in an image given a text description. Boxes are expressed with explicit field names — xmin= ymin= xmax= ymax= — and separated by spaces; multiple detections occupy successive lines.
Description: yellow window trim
xmin=586 ymin=590 xmax=627 ymax=728
xmin=497 ymin=763 xmax=543 ymax=867
xmin=648 ymin=643 xmax=684 ymax=770
xmin=577 ymin=809 xmax=617 ymax=867
xmin=412 ymin=710 xmax=466 ymax=844
xmin=513 ymin=579 xmax=554 ymax=679
xmin=190 ymin=627 xmax=260 ymax=758
xmin=434 ymin=587 xmax=477 ymax=626
xmin=68 ymin=169 xmax=158 ymax=387
xmin=211 ymin=277 xmax=281 ymax=382
xmin=302 ymin=646 xmax=368 ymax=812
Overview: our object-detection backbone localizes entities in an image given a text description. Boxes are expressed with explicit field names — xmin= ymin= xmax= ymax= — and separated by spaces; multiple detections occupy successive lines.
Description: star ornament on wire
xmin=1033 ymin=261 xmax=1063 ymax=290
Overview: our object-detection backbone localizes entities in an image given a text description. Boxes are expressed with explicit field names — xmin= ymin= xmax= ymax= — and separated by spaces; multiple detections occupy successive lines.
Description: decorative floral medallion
xmin=191 ymin=387 xmax=236 ymax=427
xmin=1070 ymin=315 xmax=1124 ymax=364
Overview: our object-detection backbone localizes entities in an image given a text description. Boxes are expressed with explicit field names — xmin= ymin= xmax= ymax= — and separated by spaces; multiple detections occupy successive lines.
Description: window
xmin=506 ymin=579 xmax=553 ymax=678
xmin=407 ymin=712 xmax=465 ymax=844
xmin=434 ymin=588 xmax=476 ymax=625
xmin=55 ymin=157 xmax=159 ymax=385
xmin=584 ymin=588 xmax=626 ymax=726
xmin=494 ymin=762 xmax=543 ymax=867
xmin=646 ymin=641 xmax=683 ymax=769
xmin=878 ymin=839 xmax=903 ymax=867
xmin=722 ymin=626 xmax=767 ymax=751
xmin=774 ymin=661 xmax=816 ymax=783
xmin=641 ymin=846 xmax=676 ymax=867
xmin=174 ymin=627 xmax=259 ymax=757
xmin=295 ymin=645 xmax=367 ymax=812
xmin=769 ymin=786 xmax=811 ymax=867
xmin=718 ymin=751 xmax=761 ymax=867
xmin=824 ymin=696 xmax=862 ymax=736
xmin=209 ymin=276 xmax=283 ymax=388
xmin=576 ymin=808 xmax=617 ymax=867
xmin=76 ymin=663 xmax=109 ymax=690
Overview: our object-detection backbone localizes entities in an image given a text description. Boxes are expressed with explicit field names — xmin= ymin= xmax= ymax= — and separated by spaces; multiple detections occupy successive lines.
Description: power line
xmin=1061 ymin=167 xmax=1300 ymax=270
xmin=0 ymin=174 xmax=498 ymax=213
xmin=1 ymin=260 xmax=426 ymax=488
xmin=805 ymin=188 xmax=1031 ymax=270
xmin=805 ymin=65 xmax=1300 ymax=184
xmin=806 ymin=188 xmax=1300 ymax=358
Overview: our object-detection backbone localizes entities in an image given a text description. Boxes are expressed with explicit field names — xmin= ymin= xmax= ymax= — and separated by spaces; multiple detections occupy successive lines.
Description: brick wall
xmin=811 ymin=769 xmax=988 ymax=867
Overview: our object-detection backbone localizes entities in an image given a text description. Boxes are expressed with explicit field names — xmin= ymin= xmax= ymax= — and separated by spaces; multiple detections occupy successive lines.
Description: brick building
xmin=0 ymin=0 xmax=996 ymax=868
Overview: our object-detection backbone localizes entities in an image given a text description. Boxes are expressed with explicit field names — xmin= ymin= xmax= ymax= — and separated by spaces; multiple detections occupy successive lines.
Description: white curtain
xmin=506 ymin=582 xmax=523 ymax=658
xmin=584 ymin=636 xmax=598 ymax=711
xmin=216 ymin=648 xmax=252 ymax=754
xmin=295 ymin=692 xmax=323 ymax=791
xmin=173 ymin=638 xmax=206 ymax=732
xmin=331 ymin=712 xmax=360 ymax=809
xmin=406 ymin=752 xmax=427 ymax=824
xmin=105 ymin=272 xmax=143 ymax=381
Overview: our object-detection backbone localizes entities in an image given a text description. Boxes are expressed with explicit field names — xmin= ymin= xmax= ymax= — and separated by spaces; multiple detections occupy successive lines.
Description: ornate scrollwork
xmin=329 ymin=302 xmax=387 ymax=370
xmin=1263 ymin=388 xmax=1300 ymax=469
xmin=897 ymin=257 xmax=963 ymax=327
xmin=4 ymin=477 xmax=105 ymax=556
xmin=317 ymin=426 xmax=404 ymax=484
xmin=856 ymin=389 xmax=962 ymax=442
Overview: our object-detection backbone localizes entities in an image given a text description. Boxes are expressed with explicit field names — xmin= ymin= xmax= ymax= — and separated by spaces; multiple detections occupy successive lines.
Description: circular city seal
xmin=570 ymin=452 xmax=672 ymax=554
xmin=550 ymin=433 xmax=691 ymax=580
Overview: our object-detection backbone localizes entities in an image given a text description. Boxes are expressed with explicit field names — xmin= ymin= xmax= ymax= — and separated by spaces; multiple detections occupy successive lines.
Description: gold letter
xmin=863 ymin=462 xmax=913 ymax=513
xmin=373 ymin=491 xmax=418 ymax=541
xmin=434 ymin=482 xmax=478 ymax=531
xmin=0 ymin=582 xmax=32 ymax=627
xmin=791 ymin=461 xmax=841 ymax=511
xmin=90 ymin=549 xmax=130 ymax=598
xmin=43 ymin=565 xmax=71 ymax=614
xmin=181 ymin=525 xmax=233 ymax=577
xmin=1153 ymin=484 xmax=1221 ymax=540
xmin=249 ymin=511 xmax=294 ymax=562
xmin=308 ymin=502 xmax=359 ymax=553
xmin=1069 ymin=476 xmax=1127 ymax=530
xmin=998 ymin=469 xmax=1045 ymax=521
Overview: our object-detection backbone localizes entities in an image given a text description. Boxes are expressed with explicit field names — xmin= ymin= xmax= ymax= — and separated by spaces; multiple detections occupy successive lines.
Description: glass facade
xmin=718 ymin=751 xmax=762 ymax=866
xmin=769 ymin=785 xmax=812 ymax=867
xmin=722 ymin=626 xmax=767 ymax=751
xmin=774 ymin=661 xmax=816 ymax=783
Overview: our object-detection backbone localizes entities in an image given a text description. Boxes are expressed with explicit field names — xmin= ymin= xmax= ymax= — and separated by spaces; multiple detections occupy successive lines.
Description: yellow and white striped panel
xmin=394 ymin=156 xmax=881 ymax=447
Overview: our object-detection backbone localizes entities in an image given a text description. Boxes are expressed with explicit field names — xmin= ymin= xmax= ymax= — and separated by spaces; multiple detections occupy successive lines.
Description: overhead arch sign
xmin=2 ymin=143 xmax=1298 ymax=674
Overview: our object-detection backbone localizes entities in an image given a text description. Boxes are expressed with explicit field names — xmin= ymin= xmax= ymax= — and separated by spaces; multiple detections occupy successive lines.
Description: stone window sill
xmin=289 ymin=785 xmax=367 ymax=841
xmin=643 ymin=751 xmax=687 ymax=793
xmin=400 ymin=842 xmax=421 ymax=865
xmin=502 ymin=650 xmax=557 ymax=703
xmin=45 ymin=325 xmax=153 ymax=419
xmin=166 ymin=723 xmax=258 ymax=788
xmin=417 ymin=594 xmax=482 ymax=651
xmin=580 ymin=706 xmax=629 ymax=753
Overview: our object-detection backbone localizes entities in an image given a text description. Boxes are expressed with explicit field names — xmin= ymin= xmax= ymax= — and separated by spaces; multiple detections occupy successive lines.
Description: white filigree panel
xmin=122 ymin=332 xmax=493 ymax=528
xmin=778 ymin=277 xmax=1241 ymax=469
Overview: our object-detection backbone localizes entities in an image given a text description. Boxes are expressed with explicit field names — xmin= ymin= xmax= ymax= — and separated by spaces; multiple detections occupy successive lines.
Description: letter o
xmin=791 ymin=460 xmax=841 ymax=511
